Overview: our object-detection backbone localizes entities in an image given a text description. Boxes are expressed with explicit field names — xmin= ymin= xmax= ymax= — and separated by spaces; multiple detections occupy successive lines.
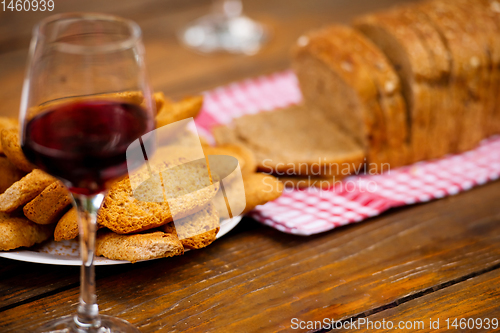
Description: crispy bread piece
xmin=54 ymin=207 xmax=104 ymax=241
xmin=242 ymin=173 xmax=283 ymax=214
xmin=203 ymin=144 xmax=257 ymax=175
xmin=0 ymin=117 xmax=18 ymax=155
xmin=0 ymin=157 xmax=24 ymax=194
xmin=1 ymin=129 xmax=36 ymax=172
xmin=54 ymin=207 xmax=78 ymax=241
xmin=0 ymin=213 xmax=53 ymax=251
xmin=155 ymin=94 xmax=203 ymax=128
xmin=98 ymin=157 xmax=219 ymax=234
xmin=95 ymin=229 xmax=184 ymax=263
xmin=23 ymin=181 xmax=72 ymax=225
xmin=162 ymin=203 xmax=220 ymax=250
xmin=0 ymin=169 xmax=56 ymax=213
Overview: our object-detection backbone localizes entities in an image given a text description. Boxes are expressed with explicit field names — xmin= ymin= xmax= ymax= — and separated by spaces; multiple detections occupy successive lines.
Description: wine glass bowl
xmin=19 ymin=13 xmax=154 ymax=333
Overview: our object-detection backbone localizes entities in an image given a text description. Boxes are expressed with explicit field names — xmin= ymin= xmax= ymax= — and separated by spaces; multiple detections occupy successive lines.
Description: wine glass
xmin=180 ymin=0 xmax=268 ymax=55
xmin=19 ymin=13 xmax=155 ymax=332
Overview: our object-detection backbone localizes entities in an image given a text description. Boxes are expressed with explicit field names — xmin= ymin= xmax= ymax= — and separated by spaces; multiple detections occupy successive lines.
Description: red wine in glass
xmin=22 ymin=100 xmax=154 ymax=195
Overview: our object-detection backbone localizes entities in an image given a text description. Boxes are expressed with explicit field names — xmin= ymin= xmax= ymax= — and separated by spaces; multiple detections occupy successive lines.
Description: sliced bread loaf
xmin=292 ymin=25 xmax=394 ymax=169
xmin=417 ymin=0 xmax=487 ymax=153
xmin=354 ymin=11 xmax=435 ymax=163
xmin=324 ymin=25 xmax=409 ymax=167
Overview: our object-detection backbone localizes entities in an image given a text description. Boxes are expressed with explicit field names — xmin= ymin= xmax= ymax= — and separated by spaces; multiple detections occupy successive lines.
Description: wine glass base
xmin=180 ymin=13 xmax=268 ymax=55
xmin=35 ymin=314 xmax=140 ymax=333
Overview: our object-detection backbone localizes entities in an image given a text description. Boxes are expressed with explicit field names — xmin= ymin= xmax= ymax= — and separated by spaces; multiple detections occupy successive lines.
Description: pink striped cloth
xmin=194 ymin=70 xmax=500 ymax=235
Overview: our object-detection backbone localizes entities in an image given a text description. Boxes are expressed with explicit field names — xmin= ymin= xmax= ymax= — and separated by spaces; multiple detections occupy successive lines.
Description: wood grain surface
xmin=338 ymin=269 xmax=500 ymax=332
xmin=1 ymin=181 xmax=500 ymax=332
xmin=0 ymin=0 xmax=499 ymax=332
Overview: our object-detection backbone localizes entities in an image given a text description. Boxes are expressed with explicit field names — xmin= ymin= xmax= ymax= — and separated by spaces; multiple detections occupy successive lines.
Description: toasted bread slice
xmin=203 ymin=144 xmax=257 ymax=175
xmin=242 ymin=173 xmax=284 ymax=215
xmin=54 ymin=207 xmax=78 ymax=241
xmin=98 ymin=156 xmax=219 ymax=234
xmin=95 ymin=229 xmax=184 ymax=263
xmin=162 ymin=202 xmax=220 ymax=250
xmin=155 ymin=94 xmax=203 ymax=128
xmin=0 ymin=212 xmax=53 ymax=251
xmin=23 ymin=181 xmax=72 ymax=225
xmin=0 ymin=169 xmax=56 ymax=213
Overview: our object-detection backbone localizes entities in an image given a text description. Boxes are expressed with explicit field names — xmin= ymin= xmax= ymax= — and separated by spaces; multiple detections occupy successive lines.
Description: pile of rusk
xmin=0 ymin=93 xmax=283 ymax=262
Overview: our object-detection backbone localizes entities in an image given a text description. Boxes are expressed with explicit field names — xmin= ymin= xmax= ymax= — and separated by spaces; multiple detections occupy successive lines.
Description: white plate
xmin=0 ymin=216 xmax=242 ymax=266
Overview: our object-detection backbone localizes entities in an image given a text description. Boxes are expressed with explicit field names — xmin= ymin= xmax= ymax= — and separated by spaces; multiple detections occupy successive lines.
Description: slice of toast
xmin=161 ymin=202 xmax=220 ymax=250
xmin=0 ymin=212 xmax=53 ymax=251
xmin=95 ymin=229 xmax=184 ymax=263
xmin=0 ymin=169 xmax=56 ymax=213
xmin=23 ymin=181 xmax=72 ymax=225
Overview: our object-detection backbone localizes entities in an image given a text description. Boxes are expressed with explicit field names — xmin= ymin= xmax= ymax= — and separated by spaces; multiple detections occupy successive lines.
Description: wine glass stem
xmin=73 ymin=193 xmax=105 ymax=330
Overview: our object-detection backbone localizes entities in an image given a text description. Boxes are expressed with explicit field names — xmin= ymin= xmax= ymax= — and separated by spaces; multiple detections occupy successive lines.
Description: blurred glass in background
xmin=179 ymin=0 xmax=268 ymax=55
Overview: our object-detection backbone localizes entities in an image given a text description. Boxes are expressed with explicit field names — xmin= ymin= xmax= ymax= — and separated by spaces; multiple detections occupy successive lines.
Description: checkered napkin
xmin=194 ymin=70 xmax=500 ymax=235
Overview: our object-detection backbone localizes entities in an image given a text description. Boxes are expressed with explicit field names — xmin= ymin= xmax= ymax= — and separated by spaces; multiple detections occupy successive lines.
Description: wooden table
xmin=1 ymin=0 xmax=500 ymax=332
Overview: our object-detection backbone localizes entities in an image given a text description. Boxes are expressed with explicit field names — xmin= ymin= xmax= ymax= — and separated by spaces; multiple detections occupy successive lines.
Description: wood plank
xmin=0 ymin=0 xmax=417 ymax=118
xmin=337 ymin=268 xmax=500 ymax=332
xmin=1 ymin=181 xmax=499 ymax=332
